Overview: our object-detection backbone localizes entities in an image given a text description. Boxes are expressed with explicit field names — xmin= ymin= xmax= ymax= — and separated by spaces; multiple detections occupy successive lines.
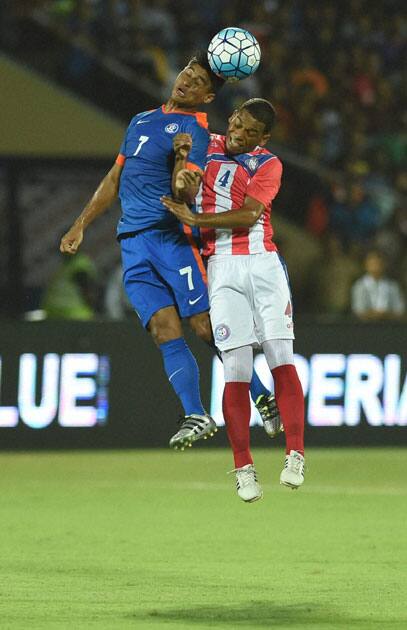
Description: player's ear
xmin=258 ymin=132 xmax=271 ymax=147
xmin=203 ymin=92 xmax=215 ymax=104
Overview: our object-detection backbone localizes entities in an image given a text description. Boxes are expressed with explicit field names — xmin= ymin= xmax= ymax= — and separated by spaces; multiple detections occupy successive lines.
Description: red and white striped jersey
xmin=197 ymin=134 xmax=282 ymax=256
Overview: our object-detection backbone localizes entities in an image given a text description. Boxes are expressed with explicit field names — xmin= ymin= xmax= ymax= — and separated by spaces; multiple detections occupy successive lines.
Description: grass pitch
xmin=0 ymin=448 xmax=406 ymax=629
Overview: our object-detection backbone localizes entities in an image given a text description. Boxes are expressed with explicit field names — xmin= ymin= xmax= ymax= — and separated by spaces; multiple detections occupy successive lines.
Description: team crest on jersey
xmin=246 ymin=157 xmax=259 ymax=171
xmin=165 ymin=123 xmax=179 ymax=134
xmin=215 ymin=324 xmax=231 ymax=342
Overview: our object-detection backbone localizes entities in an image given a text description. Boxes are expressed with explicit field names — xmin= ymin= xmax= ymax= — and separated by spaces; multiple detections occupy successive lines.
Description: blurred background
xmin=0 ymin=0 xmax=406 ymax=447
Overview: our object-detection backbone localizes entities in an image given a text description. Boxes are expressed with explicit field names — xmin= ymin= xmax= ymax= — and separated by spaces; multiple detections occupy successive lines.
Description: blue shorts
xmin=120 ymin=228 xmax=209 ymax=327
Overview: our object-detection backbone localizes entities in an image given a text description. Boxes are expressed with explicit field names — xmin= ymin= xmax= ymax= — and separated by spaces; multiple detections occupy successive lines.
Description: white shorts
xmin=208 ymin=252 xmax=295 ymax=351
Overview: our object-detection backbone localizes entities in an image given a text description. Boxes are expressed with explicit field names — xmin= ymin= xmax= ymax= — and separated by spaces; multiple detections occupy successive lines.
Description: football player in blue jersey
xmin=60 ymin=52 xmax=280 ymax=449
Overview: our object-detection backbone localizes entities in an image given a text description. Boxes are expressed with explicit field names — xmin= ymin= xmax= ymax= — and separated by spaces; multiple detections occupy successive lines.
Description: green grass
xmin=0 ymin=448 xmax=406 ymax=629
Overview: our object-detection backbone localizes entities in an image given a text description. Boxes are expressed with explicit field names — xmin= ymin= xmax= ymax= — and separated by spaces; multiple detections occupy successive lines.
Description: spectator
xmin=351 ymin=249 xmax=405 ymax=321
xmin=41 ymin=252 xmax=99 ymax=320
xmin=329 ymin=180 xmax=381 ymax=250
xmin=316 ymin=234 xmax=361 ymax=315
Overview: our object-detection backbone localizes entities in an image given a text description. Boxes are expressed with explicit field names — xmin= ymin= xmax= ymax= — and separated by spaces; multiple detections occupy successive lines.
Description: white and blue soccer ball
xmin=207 ymin=27 xmax=261 ymax=82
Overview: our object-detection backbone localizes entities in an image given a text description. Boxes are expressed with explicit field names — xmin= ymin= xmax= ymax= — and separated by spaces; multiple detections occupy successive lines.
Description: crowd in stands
xmin=1 ymin=0 xmax=405 ymax=318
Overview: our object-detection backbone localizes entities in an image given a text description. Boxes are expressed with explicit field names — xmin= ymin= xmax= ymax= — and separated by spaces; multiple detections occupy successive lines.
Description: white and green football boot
xmin=169 ymin=413 xmax=218 ymax=450
xmin=255 ymin=394 xmax=284 ymax=438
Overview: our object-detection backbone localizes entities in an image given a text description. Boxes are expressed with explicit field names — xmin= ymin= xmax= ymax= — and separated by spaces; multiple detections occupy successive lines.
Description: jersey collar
xmin=161 ymin=105 xmax=208 ymax=129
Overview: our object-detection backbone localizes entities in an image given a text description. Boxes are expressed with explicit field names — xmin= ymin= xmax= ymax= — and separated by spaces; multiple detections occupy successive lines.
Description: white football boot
xmin=231 ymin=464 xmax=263 ymax=503
xmin=280 ymin=450 xmax=305 ymax=489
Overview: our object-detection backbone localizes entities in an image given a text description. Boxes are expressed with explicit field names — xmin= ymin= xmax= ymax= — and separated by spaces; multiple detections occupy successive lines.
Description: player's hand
xmin=161 ymin=196 xmax=196 ymax=226
xmin=175 ymin=168 xmax=200 ymax=190
xmin=60 ymin=224 xmax=84 ymax=255
xmin=173 ymin=133 xmax=192 ymax=159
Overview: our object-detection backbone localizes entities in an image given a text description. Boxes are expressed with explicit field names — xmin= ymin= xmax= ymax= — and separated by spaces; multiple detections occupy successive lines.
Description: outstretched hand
xmin=161 ymin=196 xmax=197 ymax=226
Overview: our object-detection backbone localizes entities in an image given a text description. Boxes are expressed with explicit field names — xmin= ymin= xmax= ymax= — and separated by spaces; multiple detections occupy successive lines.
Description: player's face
xmin=170 ymin=63 xmax=215 ymax=108
xmin=365 ymin=253 xmax=385 ymax=278
xmin=226 ymin=109 xmax=270 ymax=155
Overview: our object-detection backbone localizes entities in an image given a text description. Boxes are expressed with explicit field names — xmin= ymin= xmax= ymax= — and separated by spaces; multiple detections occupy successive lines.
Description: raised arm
xmin=60 ymin=162 xmax=123 ymax=255
xmin=161 ymin=194 xmax=265 ymax=228
xmin=171 ymin=133 xmax=202 ymax=203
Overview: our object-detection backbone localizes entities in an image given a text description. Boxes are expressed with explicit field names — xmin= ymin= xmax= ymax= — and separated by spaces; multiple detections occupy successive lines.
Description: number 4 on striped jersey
xmin=218 ymin=170 xmax=231 ymax=187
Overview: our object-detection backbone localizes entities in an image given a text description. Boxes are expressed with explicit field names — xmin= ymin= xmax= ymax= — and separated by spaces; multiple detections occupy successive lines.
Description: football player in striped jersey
xmin=162 ymin=99 xmax=305 ymax=501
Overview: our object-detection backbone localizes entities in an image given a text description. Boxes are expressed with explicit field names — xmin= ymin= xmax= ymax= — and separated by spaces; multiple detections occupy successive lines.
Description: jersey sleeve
xmin=116 ymin=138 xmax=126 ymax=166
xmin=186 ymin=122 xmax=210 ymax=174
xmin=115 ymin=117 xmax=137 ymax=166
xmin=246 ymin=157 xmax=283 ymax=207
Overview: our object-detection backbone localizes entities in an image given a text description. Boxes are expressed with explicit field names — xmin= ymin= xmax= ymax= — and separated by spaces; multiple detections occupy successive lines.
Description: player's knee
xmin=222 ymin=347 xmax=253 ymax=382
xmin=189 ymin=313 xmax=212 ymax=344
xmin=149 ymin=324 xmax=181 ymax=345
xmin=148 ymin=309 xmax=182 ymax=345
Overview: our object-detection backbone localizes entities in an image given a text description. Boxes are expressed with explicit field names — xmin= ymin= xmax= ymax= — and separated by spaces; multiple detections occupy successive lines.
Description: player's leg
xmin=188 ymin=308 xmax=280 ymax=435
xmin=148 ymin=306 xmax=204 ymax=415
xmin=222 ymin=346 xmax=253 ymax=469
xmin=261 ymin=339 xmax=305 ymax=489
xmin=207 ymin=256 xmax=262 ymax=501
xmin=221 ymin=345 xmax=262 ymax=502
xmin=121 ymin=233 xmax=215 ymax=447
xmin=148 ymin=306 xmax=217 ymax=449
xmin=145 ymin=230 xmax=217 ymax=448
xmin=251 ymin=251 xmax=305 ymax=488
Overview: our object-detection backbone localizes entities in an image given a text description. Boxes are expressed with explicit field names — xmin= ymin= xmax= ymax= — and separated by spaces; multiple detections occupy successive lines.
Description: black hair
xmin=239 ymin=98 xmax=276 ymax=133
xmin=189 ymin=50 xmax=226 ymax=93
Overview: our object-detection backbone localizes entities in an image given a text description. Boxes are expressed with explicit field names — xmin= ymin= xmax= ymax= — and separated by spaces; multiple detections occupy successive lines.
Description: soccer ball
xmin=207 ymin=27 xmax=261 ymax=82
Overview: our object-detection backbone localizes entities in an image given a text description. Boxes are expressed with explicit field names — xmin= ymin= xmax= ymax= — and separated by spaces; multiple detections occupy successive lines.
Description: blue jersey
xmin=116 ymin=106 xmax=209 ymax=235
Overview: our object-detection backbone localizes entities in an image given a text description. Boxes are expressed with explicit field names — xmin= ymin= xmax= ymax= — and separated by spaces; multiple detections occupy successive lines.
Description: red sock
xmin=222 ymin=382 xmax=253 ymax=468
xmin=272 ymin=364 xmax=304 ymax=456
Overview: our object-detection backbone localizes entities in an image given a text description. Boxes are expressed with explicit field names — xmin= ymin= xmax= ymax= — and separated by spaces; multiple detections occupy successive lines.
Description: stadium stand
xmin=0 ymin=0 xmax=405 ymax=317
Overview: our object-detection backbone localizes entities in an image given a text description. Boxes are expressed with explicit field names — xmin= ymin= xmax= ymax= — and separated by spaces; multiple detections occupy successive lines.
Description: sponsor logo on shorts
xmin=165 ymin=123 xmax=179 ymax=134
xmin=188 ymin=294 xmax=203 ymax=306
xmin=215 ymin=324 xmax=231 ymax=342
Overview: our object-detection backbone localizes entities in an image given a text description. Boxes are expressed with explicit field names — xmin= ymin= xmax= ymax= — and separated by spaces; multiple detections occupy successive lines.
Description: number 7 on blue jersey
xmin=134 ymin=136 xmax=149 ymax=156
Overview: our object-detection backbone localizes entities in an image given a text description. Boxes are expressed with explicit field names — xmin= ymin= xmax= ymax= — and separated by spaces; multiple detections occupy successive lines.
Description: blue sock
xmin=159 ymin=337 xmax=205 ymax=416
xmin=249 ymin=369 xmax=270 ymax=403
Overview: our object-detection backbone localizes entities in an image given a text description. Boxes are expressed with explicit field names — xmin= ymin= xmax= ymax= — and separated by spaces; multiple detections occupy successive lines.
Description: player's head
xmin=226 ymin=98 xmax=276 ymax=155
xmin=170 ymin=51 xmax=225 ymax=109
xmin=365 ymin=249 xmax=386 ymax=279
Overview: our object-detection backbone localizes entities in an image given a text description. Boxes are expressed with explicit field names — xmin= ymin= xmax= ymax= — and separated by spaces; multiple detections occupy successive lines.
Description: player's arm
xmin=161 ymin=194 xmax=264 ymax=228
xmin=60 ymin=162 xmax=123 ymax=255
xmin=172 ymin=133 xmax=202 ymax=203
